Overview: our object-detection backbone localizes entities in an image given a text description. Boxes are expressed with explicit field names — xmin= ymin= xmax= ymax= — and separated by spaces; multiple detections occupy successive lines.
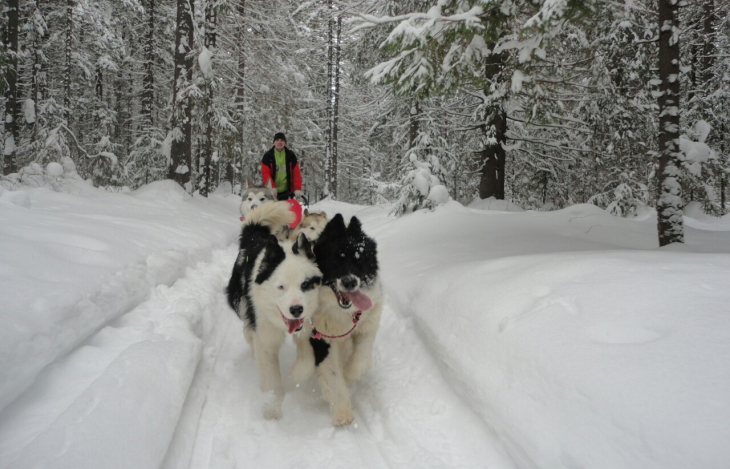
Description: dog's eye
xmin=310 ymin=227 xmax=315 ymax=230
xmin=277 ymin=285 xmax=284 ymax=290
xmin=260 ymin=197 xmax=265 ymax=202
xmin=301 ymin=276 xmax=321 ymax=291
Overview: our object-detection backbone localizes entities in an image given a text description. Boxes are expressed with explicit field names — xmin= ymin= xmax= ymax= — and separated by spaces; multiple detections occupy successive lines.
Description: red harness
xmin=311 ymin=311 xmax=362 ymax=340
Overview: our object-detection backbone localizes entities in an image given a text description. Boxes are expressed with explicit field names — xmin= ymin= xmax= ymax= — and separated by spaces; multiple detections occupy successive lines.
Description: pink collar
xmin=311 ymin=311 xmax=362 ymax=340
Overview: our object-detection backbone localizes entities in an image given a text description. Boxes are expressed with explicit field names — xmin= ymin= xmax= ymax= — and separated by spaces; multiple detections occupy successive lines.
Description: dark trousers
xmin=277 ymin=192 xmax=291 ymax=201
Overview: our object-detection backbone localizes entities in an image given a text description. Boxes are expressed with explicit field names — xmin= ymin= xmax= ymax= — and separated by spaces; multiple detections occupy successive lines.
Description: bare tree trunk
xmin=3 ymin=0 xmax=19 ymax=174
xmin=409 ymin=99 xmax=419 ymax=149
xmin=142 ymin=0 xmax=155 ymax=128
xmin=169 ymin=0 xmax=194 ymax=187
xmin=479 ymin=107 xmax=507 ymax=200
xmin=702 ymin=0 xmax=715 ymax=85
xmin=656 ymin=0 xmax=684 ymax=246
xmin=29 ymin=29 xmax=40 ymax=143
xmin=126 ymin=32 xmax=135 ymax=156
xmin=200 ymin=5 xmax=217 ymax=197
xmin=478 ymin=48 xmax=507 ymax=200
xmin=722 ymin=124 xmax=727 ymax=213
xmin=233 ymin=0 xmax=246 ymax=188
xmin=64 ymin=0 xmax=74 ymax=124
xmin=688 ymin=43 xmax=696 ymax=103
xmin=324 ymin=0 xmax=334 ymax=198
xmin=331 ymin=15 xmax=341 ymax=199
xmin=95 ymin=67 xmax=103 ymax=100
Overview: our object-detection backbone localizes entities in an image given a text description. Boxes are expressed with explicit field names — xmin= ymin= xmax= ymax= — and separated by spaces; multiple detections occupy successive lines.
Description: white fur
xmin=239 ymin=179 xmax=277 ymax=218
xmin=289 ymin=210 xmax=328 ymax=242
xmin=292 ymin=279 xmax=383 ymax=426
xmin=236 ymin=203 xmax=321 ymax=419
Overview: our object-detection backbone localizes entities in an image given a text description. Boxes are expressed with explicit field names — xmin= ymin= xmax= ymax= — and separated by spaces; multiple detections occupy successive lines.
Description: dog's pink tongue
xmin=342 ymin=291 xmax=372 ymax=311
xmin=287 ymin=318 xmax=304 ymax=334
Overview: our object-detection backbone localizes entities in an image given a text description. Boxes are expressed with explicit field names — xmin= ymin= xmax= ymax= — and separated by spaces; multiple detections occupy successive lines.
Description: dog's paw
xmin=263 ymin=401 xmax=282 ymax=420
xmin=331 ymin=407 xmax=354 ymax=427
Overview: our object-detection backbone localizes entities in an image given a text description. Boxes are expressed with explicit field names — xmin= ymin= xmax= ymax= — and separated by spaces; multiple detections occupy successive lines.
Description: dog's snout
xmin=289 ymin=305 xmax=304 ymax=318
xmin=341 ymin=275 xmax=358 ymax=291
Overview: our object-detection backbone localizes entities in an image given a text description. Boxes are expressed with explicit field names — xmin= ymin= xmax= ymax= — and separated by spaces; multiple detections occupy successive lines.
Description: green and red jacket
xmin=261 ymin=147 xmax=302 ymax=194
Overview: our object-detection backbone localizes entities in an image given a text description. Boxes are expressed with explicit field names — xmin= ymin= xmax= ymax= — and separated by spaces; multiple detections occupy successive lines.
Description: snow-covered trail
xmin=184 ymin=249 xmax=516 ymax=469
xmin=0 ymin=237 xmax=516 ymax=469
xmin=0 ymin=246 xmax=235 ymax=469
xmin=5 ymin=185 xmax=730 ymax=469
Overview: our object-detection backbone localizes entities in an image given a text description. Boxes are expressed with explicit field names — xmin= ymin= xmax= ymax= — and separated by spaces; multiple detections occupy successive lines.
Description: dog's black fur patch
xmin=255 ymin=235 xmax=286 ymax=284
xmin=226 ymin=225 xmax=286 ymax=331
xmin=309 ymin=337 xmax=331 ymax=366
xmin=313 ymin=214 xmax=379 ymax=287
xmin=291 ymin=232 xmax=316 ymax=261
xmin=301 ymin=276 xmax=321 ymax=292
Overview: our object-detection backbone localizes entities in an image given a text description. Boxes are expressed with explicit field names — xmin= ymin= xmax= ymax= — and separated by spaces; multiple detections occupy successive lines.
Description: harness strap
xmin=311 ymin=311 xmax=362 ymax=340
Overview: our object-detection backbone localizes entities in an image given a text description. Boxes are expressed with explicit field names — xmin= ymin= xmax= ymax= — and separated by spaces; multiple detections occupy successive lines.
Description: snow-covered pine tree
xmin=354 ymin=0 xmax=595 ymax=205
xmin=682 ymin=0 xmax=728 ymax=215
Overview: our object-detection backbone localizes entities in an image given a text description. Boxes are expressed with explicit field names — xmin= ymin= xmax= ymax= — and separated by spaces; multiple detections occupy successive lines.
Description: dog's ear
xmin=292 ymin=233 xmax=302 ymax=255
xmin=265 ymin=179 xmax=273 ymax=189
xmin=320 ymin=211 xmax=327 ymax=218
xmin=347 ymin=216 xmax=363 ymax=234
xmin=293 ymin=232 xmax=316 ymax=261
xmin=255 ymin=235 xmax=285 ymax=284
xmin=319 ymin=214 xmax=346 ymax=241
xmin=245 ymin=178 xmax=254 ymax=190
xmin=303 ymin=208 xmax=309 ymax=217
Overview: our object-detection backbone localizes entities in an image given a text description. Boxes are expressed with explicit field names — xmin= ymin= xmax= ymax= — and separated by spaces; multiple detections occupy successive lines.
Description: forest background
xmin=1 ymin=0 xmax=727 ymax=245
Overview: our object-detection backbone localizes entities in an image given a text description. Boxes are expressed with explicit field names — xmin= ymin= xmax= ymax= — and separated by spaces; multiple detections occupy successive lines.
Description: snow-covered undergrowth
xmin=1 ymin=183 xmax=730 ymax=469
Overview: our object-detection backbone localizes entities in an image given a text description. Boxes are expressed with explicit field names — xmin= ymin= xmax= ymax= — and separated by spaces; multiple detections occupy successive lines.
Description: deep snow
xmin=1 ymin=178 xmax=730 ymax=469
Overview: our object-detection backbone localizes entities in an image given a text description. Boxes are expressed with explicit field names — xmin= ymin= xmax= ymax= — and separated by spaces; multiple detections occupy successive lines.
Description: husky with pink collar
xmin=291 ymin=214 xmax=383 ymax=426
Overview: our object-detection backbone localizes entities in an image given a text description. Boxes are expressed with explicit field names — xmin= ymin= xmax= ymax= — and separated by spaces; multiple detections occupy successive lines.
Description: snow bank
xmin=0 ymin=181 xmax=240 ymax=413
xmin=375 ymin=202 xmax=730 ymax=469
xmin=469 ymin=196 xmax=525 ymax=212
xmin=0 ymin=248 xmax=236 ymax=469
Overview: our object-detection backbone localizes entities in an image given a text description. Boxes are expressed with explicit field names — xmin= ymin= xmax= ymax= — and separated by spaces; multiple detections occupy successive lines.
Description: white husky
xmin=226 ymin=202 xmax=322 ymax=419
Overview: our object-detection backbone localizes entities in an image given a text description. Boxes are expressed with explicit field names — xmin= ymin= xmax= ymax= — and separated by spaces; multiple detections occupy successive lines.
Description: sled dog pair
xmin=226 ymin=202 xmax=382 ymax=425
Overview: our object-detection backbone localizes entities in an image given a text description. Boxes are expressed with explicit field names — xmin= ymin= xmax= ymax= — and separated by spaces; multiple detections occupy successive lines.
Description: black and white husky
xmin=291 ymin=214 xmax=383 ymax=426
xmin=226 ymin=202 xmax=322 ymax=419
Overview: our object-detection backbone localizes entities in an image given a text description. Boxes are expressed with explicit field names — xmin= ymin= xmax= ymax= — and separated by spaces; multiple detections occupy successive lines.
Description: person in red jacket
xmin=261 ymin=132 xmax=303 ymax=201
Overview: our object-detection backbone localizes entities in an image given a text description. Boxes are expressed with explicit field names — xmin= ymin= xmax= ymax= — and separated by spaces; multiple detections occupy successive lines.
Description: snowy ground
xmin=1 ymin=178 xmax=730 ymax=469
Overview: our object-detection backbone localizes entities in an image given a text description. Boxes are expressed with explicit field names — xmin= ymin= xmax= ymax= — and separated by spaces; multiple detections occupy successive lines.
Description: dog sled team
xmin=226 ymin=137 xmax=382 ymax=426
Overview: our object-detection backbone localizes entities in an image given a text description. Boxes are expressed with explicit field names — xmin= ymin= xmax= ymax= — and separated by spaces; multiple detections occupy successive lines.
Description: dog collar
xmin=310 ymin=311 xmax=362 ymax=340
